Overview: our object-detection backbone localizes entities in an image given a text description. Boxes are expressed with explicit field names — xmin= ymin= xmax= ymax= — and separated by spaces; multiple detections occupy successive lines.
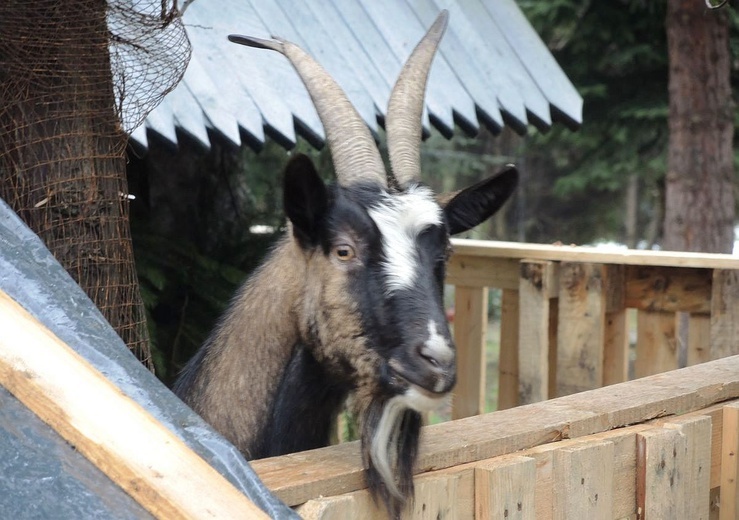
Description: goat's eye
xmin=334 ymin=244 xmax=356 ymax=261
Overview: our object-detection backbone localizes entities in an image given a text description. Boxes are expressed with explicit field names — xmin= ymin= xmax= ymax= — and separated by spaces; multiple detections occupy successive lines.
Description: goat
xmin=173 ymin=11 xmax=518 ymax=518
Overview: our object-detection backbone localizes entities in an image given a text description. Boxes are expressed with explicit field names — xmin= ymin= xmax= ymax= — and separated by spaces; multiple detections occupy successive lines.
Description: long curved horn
xmin=386 ymin=11 xmax=449 ymax=188
xmin=228 ymin=35 xmax=386 ymax=187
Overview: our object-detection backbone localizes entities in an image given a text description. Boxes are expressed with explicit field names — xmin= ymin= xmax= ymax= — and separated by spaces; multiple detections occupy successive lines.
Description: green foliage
xmin=515 ymin=0 xmax=671 ymax=244
xmin=129 ymin=139 xmax=315 ymax=384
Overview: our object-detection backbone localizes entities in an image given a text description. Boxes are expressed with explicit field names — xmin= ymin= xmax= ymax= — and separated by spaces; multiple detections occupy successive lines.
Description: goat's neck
xmin=187 ymin=237 xmax=311 ymax=457
xmin=256 ymin=342 xmax=350 ymax=457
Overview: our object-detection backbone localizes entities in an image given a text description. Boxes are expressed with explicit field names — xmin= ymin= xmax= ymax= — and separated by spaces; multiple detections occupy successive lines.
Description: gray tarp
xmin=0 ymin=198 xmax=298 ymax=519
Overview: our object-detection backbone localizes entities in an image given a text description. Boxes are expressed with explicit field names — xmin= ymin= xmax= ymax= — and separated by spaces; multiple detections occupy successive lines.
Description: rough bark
xmin=0 ymin=0 xmax=152 ymax=366
xmin=664 ymin=1 xmax=734 ymax=253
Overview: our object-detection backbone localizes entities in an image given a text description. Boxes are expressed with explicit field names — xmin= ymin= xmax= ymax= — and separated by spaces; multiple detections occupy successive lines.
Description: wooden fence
xmin=253 ymin=355 xmax=739 ymax=519
xmin=252 ymin=239 xmax=739 ymax=519
xmin=445 ymin=239 xmax=739 ymax=417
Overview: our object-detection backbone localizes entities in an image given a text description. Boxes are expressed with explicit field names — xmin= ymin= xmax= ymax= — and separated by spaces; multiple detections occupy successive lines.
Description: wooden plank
xmin=293 ymin=400 xmax=737 ymax=519
xmin=548 ymin=299 xmax=559 ymax=400
xmin=710 ymin=269 xmax=739 ymax=360
xmin=450 ymin=238 xmax=739 ymax=270
xmin=637 ymin=427 xmax=688 ymax=519
xmin=518 ymin=260 xmax=555 ymax=405
xmin=635 ymin=310 xmax=678 ymax=378
xmin=411 ymin=474 xmax=461 ymax=519
xmin=446 ymin=254 xmax=520 ymax=289
xmin=663 ymin=416 xmax=712 ymax=520
xmin=475 ymin=456 xmax=536 ymax=520
xmin=498 ymin=289 xmax=520 ymax=410
xmin=0 ymin=291 xmax=268 ymax=520
xmin=625 ymin=265 xmax=712 ymax=313
xmin=556 ymin=262 xmax=606 ymax=397
xmin=637 ymin=416 xmax=711 ymax=520
xmin=604 ymin=310 xmax=629 ymax=385
xmin=553 ymin=441 xmax=614 ymax=520
xmin=720 ymin=402 xmax=739 ymax=520
xmin=688 ymin=314 xmax=712 ymax=366
xmin=604 ymin=266 xmax=629 ymax=386
xmin=452 ymin=286 xmax=488 ymax=420
xmin=296 ymin=495 xmax=359 ymax=520
xmin=252 ymin=357 xmax=739 ymax=506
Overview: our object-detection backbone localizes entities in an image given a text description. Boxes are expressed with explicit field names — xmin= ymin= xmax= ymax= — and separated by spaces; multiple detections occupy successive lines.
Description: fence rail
xmin=253 ymin=355 xmax=739 ymax=519
xmin=253 ymin=239 xmax=739 ymax=519
xmin=446 ymin=239 xmax=739 ymax=417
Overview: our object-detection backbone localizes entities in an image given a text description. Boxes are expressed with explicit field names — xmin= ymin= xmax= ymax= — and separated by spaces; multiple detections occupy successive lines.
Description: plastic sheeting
xmin=0 ymin=198 xmax=298 ymax=518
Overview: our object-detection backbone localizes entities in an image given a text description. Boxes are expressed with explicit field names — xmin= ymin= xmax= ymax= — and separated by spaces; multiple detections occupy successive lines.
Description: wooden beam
xmin=252 ymin=356 xmax=739 ymax=506
xmin=446 ymin=254 xmax=519 ymax=289
xmin=452 ymin=286 xmax=488 ymax=419
xmin=603 ymin=266 xmax=629 ymax=386
xmin=635 ymin=310 xmax=678 ymax=378
xmin=720 ymin=402 xmax=739 ymax=520
xmin=296 ymin=495 xmax=359 ymax=520
xmin=410 ymin=474 xmax=461 ymax=519
xmin=637 ymin=416 xmax=712 ymax=520
xmin=688 ymin=314 xmax=711 ymax=366
xmin=498 ymin=289 xmax=520 ymax=410
xmin=518 ymin=260 xmax=556 ymax=405
xmin=711 ymin=269 xmax=739 ymax=360
xmin=475 ymin=456 xmax=536 ymax=520
xmin=664 ymin=416 xmax=712 ymax=519
xmin=553 ymin=441 xmax=614 ymax=519
xmin=290 ymin=400 xmax=735 ymax=518
xmin=451 ymin=238 xmax=739 ymax=270
xmin=556 ymin=262 xmax=606 ymax=397
xmin=0 ymin=290 xmax=267 ymax=520
xmin=625 ymin=265 xmax=712 ymax=313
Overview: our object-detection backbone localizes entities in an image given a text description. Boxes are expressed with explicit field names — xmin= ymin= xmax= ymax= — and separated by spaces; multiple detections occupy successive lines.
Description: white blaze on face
xmin=368 ymin=185 xmax=442 ymax=295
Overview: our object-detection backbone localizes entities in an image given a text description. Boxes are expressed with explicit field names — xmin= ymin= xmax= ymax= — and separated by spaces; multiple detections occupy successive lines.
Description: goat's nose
xmin=416 ymin=341 xmax=453 ymax=372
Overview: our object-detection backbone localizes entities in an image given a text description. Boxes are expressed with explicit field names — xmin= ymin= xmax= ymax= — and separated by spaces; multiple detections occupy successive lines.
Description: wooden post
xmin=720 ymin=402 xmax=739 ymax=520
xmin=452 ymin=286 xmax=488 ymax=419
xmin=553 ymin=441 xmax=614 ymax=520
xmin=0 ymin=290 xmax=268 ymax=520
xmin=548 ymin=299 xmax=559 ymax=400
xmin=637 ymin=416 xmax=712 ymax=520
xmin=603 ymin=265 xmax=629 ymax=385
xmin=556 ymin=262 xmax=606 ymax=396
xmin=518 ymin=260 xmax=555 ymax=405
xmin=710 ymin=269 xmax=739 ymax=360
xmin=297 ymin=495 xmax=359 ymax=520
xmin=687 ymin=314 xmax=711 ymax=366
xmin=635 ymin=310 xmax=678 ymax=378
xmin=411 ymin=474 xmax=461 ymax=519
xmin=475 ymin=456 xmax=536 ymax=520
xmin=664 ymin=416 xmax=712 ymax=520
xmin=498 ymin=289 xmax=519 ymax=410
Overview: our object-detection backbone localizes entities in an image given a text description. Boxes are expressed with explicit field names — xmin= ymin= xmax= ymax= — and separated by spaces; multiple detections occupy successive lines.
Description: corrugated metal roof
xmin=131 ymin=0 xmax=582 ymax=151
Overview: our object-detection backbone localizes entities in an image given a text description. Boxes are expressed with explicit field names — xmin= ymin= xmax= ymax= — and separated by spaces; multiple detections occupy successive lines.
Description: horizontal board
xmin=253 ymin=356 xmax=739 ymax=506
xmin=450 ymin=238 xmax=739 ymax=270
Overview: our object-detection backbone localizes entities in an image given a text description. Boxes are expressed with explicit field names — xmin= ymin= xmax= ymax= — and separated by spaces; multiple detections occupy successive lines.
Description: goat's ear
xmin=283 ymin=154 xmax=329 ymax=248
xmin=441 ymin=165 xmax=518 ymax=236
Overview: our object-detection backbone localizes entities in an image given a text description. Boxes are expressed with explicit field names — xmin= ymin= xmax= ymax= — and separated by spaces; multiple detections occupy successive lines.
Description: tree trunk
xmin=664 ymin=1 xmax=734 ymax=253
xmin=0 ymin=0 xmax=152 ymax=367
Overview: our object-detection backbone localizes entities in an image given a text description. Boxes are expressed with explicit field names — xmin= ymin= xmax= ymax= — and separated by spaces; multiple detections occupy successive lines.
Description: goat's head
xmin=229 ymin=11 xmax=517 ymax=517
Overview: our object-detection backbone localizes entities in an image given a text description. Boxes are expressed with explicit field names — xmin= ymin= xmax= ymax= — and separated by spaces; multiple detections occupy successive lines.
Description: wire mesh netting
xmin=0 ymin=0 xmax=190 ymax=368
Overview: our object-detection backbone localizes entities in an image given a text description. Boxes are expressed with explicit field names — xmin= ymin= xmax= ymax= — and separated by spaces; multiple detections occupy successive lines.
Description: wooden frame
xmin=0 ymin=291 xmax=267 ymax=520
